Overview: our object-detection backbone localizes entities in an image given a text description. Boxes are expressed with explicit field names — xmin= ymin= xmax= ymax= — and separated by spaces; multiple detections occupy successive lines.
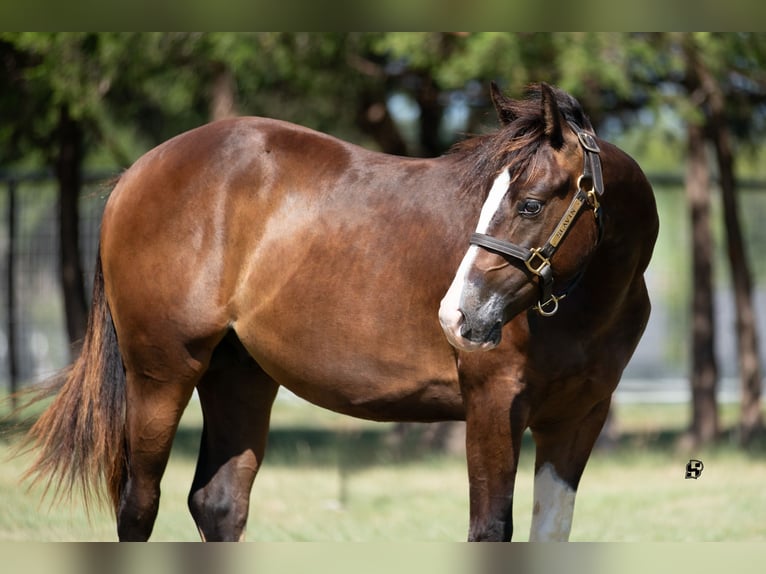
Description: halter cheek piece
xmin=469 ymin=123 xmax=604 ymax=317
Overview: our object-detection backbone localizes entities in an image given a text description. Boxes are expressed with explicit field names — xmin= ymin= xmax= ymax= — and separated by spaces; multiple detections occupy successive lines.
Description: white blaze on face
xmin=528 ymin=462 xmax=577 ymax=542
xmin=438 ymin=169 xmax=511 ymax=347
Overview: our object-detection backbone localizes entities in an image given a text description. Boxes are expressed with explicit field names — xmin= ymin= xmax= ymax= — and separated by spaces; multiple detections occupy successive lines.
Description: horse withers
xmin=23 ymin=83 xmax=657 ymax=541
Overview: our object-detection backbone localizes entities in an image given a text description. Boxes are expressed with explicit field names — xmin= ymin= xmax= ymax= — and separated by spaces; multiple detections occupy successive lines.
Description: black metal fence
xmin=1 ymin=171 xmax=111 ymax=396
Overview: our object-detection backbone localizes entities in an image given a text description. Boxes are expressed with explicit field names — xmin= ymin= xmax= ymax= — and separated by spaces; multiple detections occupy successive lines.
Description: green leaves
xmin=3 ymin=33 xmax=766 ymax=170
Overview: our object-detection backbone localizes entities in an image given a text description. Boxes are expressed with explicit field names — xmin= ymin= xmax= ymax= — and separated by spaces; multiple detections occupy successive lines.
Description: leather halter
xmin=469 ymin=123 xmax=604 ymax=317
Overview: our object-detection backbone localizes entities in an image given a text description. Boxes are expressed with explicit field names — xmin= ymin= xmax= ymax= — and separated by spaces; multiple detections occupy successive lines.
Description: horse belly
xmin=233 ymin=296 xmax=465 ymax=422
xmin=230 ymin=222 xmax=465 ymax=422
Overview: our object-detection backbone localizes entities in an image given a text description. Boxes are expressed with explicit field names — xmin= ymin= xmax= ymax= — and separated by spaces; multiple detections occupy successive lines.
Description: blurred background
xmin=0 ymin=33 xmax=765 ymax=541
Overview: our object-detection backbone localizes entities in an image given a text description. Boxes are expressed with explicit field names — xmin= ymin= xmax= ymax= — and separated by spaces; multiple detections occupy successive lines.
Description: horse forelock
xmin=451 ymin=84 xmax=592 ymax=200
xmin=450 ymin=124 xmax=539 ymax=201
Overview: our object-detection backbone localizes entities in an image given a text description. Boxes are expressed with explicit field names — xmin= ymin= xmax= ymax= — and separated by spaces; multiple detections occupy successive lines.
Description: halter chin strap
xmin=469 ymin=122 xmax=604 ymax=317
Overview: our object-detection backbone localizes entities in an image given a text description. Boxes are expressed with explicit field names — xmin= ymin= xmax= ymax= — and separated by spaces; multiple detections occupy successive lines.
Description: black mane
xmin=451 ymin=84 xmax=593 ymax=197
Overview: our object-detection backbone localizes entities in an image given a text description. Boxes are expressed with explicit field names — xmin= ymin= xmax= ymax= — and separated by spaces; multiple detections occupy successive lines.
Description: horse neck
xmin=542 ymin=155 xmax=656 ymax=336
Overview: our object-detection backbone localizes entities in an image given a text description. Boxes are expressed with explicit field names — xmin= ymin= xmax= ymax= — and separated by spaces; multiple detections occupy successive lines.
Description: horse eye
xmin=518 ymin=199 xmax=544 ymax=217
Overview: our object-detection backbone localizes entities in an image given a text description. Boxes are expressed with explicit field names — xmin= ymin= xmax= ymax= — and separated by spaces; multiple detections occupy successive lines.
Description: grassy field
xmin=1 ymin=394 xmax=764 ymax=542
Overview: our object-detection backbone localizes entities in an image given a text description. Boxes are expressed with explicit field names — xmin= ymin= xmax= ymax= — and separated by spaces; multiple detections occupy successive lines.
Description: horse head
xmin=439 ymin=83 xmax=604 ymax=352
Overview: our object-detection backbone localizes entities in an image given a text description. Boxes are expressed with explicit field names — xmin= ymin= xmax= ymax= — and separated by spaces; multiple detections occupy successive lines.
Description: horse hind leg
xmin=116 ymin=341 xmax=211 ymax=541
xmin=188 ymin=332 xmax=279 ymax=542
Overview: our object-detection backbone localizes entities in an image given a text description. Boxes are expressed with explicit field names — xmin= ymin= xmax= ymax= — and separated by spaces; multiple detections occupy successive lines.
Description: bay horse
xmin=23 ymin=83 xmax=657 ymax=541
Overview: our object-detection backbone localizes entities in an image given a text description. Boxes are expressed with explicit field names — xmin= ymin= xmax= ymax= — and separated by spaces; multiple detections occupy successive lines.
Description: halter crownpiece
xmin=469 ymin=122 xmax=604 ymax=317
xmin=575 ymin=128 xmax=603 ymax=198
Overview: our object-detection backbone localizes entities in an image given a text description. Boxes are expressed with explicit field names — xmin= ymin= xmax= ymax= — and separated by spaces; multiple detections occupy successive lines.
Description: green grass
xmin=1 ymin=396 xmax=764 ymax=541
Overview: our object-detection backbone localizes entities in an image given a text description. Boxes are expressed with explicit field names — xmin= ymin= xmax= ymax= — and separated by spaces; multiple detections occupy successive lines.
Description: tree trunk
xmin=210 ymin=65 xmax=237 ymax=121
xmin=357 ymin=91 xmax=409 ymax=156
xmin=695 ymin=56 xmax=764 ymax=446
xmin=55 ymin=104 xmax=88 ymax=353
xmin=415 ymin=73 xmax=445 ymax=157
xmin=684 ymin=119 xmax=720 ymax=447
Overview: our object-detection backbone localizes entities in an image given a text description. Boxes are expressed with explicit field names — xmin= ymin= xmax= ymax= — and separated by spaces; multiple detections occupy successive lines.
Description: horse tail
xmin=22 ymin=249 xmax=127 ymax=514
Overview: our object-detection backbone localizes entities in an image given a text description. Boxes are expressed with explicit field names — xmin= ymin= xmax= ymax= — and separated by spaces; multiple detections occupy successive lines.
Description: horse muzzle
xmin=438 ymin=304 xmax=503 ymax=352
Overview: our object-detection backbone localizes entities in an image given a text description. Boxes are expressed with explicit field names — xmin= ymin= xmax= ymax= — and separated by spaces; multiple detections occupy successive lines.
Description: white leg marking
xmin=439 ymin=169 xmax=511 ymax=339
xmin=528 ymin=462 xmax=576 ymax=542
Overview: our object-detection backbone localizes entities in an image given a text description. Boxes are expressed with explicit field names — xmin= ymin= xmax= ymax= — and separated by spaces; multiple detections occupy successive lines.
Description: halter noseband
xmin=469 ymin=123 xmax=604 ymax=317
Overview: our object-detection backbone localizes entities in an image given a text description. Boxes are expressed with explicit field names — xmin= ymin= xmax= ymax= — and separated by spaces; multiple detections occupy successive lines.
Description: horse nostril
xmin=488 ymin=321 xmax=502 ymax=345
xmin=459 ymin=318 xmax=502 ymax=345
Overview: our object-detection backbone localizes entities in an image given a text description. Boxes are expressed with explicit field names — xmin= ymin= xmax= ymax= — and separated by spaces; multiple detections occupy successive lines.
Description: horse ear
xmin=490 ymin=81 xmax=516 ymax=126
xmin=540 ymin=83 xmax=565 ymax=149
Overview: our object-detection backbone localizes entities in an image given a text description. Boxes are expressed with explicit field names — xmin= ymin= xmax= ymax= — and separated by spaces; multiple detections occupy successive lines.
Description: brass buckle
xmin=576 ymin=175 xmax=600 ymax=214
xmin=535 ymin=293 xmax=565 ymax=317
xmin=525 ymin=248 xmax=550 ymax=276
xmin=577 ymin=174 xmax=593 ymax=194
xmin=586 ymin=188 xmax=600 ymax=213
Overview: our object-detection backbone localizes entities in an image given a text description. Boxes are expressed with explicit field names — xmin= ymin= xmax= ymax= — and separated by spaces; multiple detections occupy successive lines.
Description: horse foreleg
xmin=462 ymin=378 xmax=528 ymax=541
xmin=528 ymin=397 xmax=611 ymax=541
xmin=189 ymin=361 xmax=278 ymax=542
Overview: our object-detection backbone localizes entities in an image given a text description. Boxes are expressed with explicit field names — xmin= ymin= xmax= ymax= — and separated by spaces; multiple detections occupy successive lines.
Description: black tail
xmin=22 ymin=250 xmax=127 ymax=513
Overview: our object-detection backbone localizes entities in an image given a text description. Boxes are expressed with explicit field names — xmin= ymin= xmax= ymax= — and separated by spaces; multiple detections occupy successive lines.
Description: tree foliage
xmin=4 ymin=32 xmax=766 ymax=164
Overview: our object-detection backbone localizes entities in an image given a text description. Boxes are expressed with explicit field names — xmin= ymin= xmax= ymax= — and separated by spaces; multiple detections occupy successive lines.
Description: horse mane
xmin=450 ymin=83 xmax=593 ymax=197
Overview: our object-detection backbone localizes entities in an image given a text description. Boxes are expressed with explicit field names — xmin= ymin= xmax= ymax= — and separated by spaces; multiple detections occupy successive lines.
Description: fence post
xmin=6 ymin=178 xmax=18 ymax=410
